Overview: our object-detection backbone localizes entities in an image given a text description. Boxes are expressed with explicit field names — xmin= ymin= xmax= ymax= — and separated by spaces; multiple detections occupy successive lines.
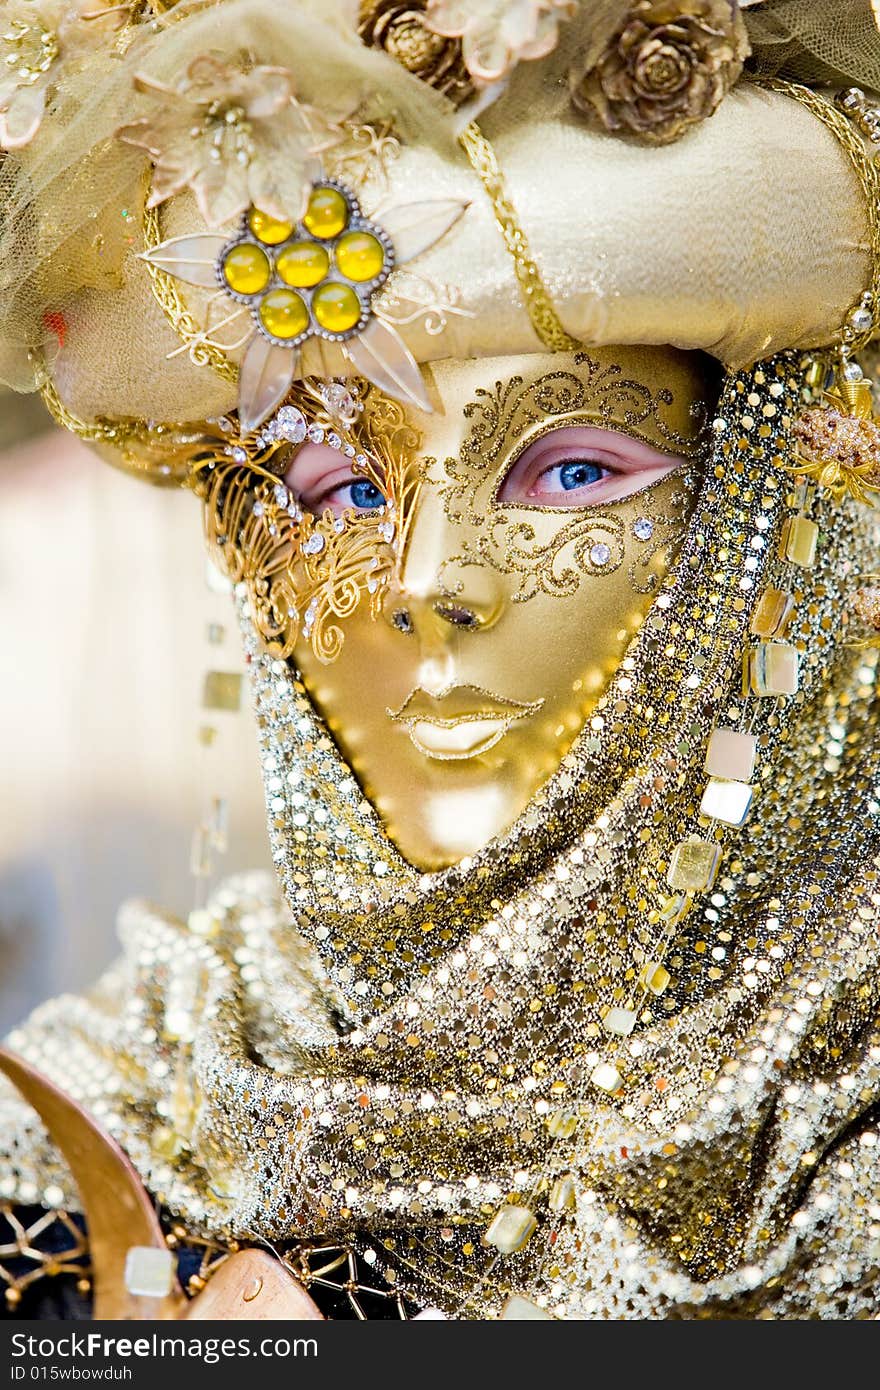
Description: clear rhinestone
xmin=302 ymin=533 xmax=325 ymax=555
xmin=273 ymin=483 xmax=289 ymax=506
xmin=590 ymin=542 xmax=611 ymax=567
xmin=328 ymin=432 xmax=342 ymax=450
xmin=307 ymin=424 xmax=325 ymax=444
xmin=842 ymin=359 xmax=866 ymax=383
xmin=633 ymin=518 xmax=654 ymax=541
xmin=379 ymin=521 xmax=395 ymax=544
xmin=849 ymin=306 xmax=874 ymax=333
xmin=230 ymin=445 xmax=247 ymax=464
xmin=252 ymin=501 xmax=264 ymax=517
xmin=275 ymin=406 xmax=307 ymax=443
xmin=322 ymin=383 xmax=357 ymax=421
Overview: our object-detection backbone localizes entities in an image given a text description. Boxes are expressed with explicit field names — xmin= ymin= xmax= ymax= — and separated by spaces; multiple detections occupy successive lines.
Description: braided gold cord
xmin=142 ymin=202 xmax=239 ymax=385
xmin=459 ymin=121 xmax=580 ymax=354
xmin=759 ymin=79 xmax=880 ymax=355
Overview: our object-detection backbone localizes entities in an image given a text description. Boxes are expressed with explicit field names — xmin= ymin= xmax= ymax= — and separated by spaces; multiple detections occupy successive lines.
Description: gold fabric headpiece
xmin=0 ymin=0 xmax=877 ymax=477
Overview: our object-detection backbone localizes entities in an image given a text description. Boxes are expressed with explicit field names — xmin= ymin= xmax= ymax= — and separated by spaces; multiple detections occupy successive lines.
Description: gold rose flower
xmin=424 ymin=0 xmax=576 ymax=84
xmin=358 ymin=0 xmax=474 ymax=105
xmin=786 ymin=367 xmax=880 ymax=507
xmin=117 ymin=55 xmax=344 ymax=228
xmin=850 ymin=583 xmax=880 ymax=640
xmin=570 ymin=0 xmax=749 ymax=145
xmin=0 ymin=0 xmax=117 ymax=149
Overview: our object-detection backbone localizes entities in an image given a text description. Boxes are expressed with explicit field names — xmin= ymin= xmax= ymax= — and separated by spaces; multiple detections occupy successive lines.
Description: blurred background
xmin=0 ymin=389 xmax=270 ymax=1035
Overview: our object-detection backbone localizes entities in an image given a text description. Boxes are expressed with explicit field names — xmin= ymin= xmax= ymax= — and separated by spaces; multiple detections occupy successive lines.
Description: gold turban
xmin=0 ymin=0 xmax=875 ymax=451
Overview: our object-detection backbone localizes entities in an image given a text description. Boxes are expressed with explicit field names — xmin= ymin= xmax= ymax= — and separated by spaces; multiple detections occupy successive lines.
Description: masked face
xmin=286 ymin=347 xmax=712 ymax=870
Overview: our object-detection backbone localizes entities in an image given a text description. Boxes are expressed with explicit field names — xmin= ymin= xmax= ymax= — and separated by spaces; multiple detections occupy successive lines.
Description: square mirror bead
xmin=590 ymin=1061 xmax=622 ymax=1093
xmin=124 ymin=1245 xmax=175 ymax=1298
xmin=202 ymin=670 xmax=243 ymax=711
xmin=779 ymin=514 xmax=818 ymax=567
xmin=483 ymin=1204 xmax=537 ymax=1254
xmin=667 ymin=838 xmax=721 ymax=891
xmin=748 ymin=642 xmax=799 ymax=697
xmin=700 ymin=777 xmax=753 ymax=827
xmin=750 ymin=587 xmax=795 ymax=639
xmin=639 ymin=960 xmax=671 ymax=995
xmin=501 ymin=1295 xmax=554 ymax=1320
xmin=705 ymin=727 xmax=757 ymax=781
xmin=603 ymin=1006 xmax=637 ymax=1037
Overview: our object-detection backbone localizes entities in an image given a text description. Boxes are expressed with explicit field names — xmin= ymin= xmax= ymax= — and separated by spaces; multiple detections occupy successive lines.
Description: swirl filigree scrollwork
xmin=435 ymin=354 xmax=703 ymax=601
xmin=192 ymin=380 xmax=422 ymax=664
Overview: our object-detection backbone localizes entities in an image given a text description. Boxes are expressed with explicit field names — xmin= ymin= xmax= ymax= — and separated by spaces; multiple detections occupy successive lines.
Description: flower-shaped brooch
xmin=142 ymin=179 xmax=466 ymax=430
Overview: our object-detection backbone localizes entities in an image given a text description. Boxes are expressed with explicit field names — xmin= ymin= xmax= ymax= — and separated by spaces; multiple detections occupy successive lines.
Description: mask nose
xmin=386 ymin=483 xmax=505 ymax=636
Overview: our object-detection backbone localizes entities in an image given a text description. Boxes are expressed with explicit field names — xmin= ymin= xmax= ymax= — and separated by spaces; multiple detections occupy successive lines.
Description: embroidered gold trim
xmin=142 ymin=201 xmax=240 ymax=385
xmin=458 ymin=121 xmax=580 ymax=354
xmin=759 ymin=79 xmax=880 ymax=354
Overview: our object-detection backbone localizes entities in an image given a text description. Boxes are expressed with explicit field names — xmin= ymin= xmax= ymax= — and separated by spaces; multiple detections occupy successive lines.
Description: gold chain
xmin=142 ymin=202 xmax=239 ymax=385
xmin=459 ymin=121 xmax=580 ymax=354
xmin=759 ymin=79 xmax=880 ymax=355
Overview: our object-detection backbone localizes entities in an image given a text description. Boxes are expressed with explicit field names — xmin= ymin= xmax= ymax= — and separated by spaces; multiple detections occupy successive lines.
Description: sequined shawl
xmin=3 ymin=355 xmax=880 ymax=1318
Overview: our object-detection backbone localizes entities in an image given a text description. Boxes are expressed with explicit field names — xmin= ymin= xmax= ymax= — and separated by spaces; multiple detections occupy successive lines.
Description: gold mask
xmin=292 ymin=346 xmax=714 ymax=870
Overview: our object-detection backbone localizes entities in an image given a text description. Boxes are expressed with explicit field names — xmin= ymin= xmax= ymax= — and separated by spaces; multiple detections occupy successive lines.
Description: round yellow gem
xmin=258 ymin=288 xmax=309 ymax=340
xmin=222 ymin=242 xmax=271 ymax=295
xmin=276 ymin=240 xmax=330 ymax=289
xmin=335 ymin=230 xmax=385 ymax=283
xmin=311 ymin=282 xmax=362 ymax=334
xmin=247 ymin=208 xmax=294 ymax=245
xmin=303 ymin=186 xmax=349 ymax=240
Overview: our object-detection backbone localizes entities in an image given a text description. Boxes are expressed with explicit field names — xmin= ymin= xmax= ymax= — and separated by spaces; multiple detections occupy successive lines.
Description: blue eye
xmin=346 ymin=479 xmax=385 ymax=510
xmin=556 ymin=460 xmax=605 ymax=490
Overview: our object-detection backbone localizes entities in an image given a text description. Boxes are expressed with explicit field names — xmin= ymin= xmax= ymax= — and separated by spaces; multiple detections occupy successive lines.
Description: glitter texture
xmin=3 ymin=357 xmax=880 ymax=1320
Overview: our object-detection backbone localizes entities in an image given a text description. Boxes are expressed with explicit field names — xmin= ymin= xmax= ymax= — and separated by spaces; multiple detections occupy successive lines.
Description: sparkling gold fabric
xmin=3 ymin=353 xmax=880 ymax=1318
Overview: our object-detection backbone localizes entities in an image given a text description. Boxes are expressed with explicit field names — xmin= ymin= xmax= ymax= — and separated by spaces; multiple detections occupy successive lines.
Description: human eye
xmin=497 ymin=425 xmax=685 ymax=507
xmin=283 ymin=442 xmax=387 ymax=519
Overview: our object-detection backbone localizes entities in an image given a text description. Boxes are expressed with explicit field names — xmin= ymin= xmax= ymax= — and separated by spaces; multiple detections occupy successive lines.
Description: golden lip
xmin=387 ymin=683 xmax=543 ymax=723
xmin=387 ymin=685 xmax=544 ymax=762
xmin=407 ymin=716 xmax=515 ymax=760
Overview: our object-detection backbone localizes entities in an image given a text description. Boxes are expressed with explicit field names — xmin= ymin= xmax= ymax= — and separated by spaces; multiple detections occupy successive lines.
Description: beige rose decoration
xmin=358 ymin=1 xmax=474 ymax=104
xmin=424 ymin=0 xmax=576 ymax=84
xmin=117 ymin=54 xmax=345 ymax=228
xmin=0 ymin=0 xmax=118 ymax=149
xmin=570 ymin=0 xmax=750 ymax=145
